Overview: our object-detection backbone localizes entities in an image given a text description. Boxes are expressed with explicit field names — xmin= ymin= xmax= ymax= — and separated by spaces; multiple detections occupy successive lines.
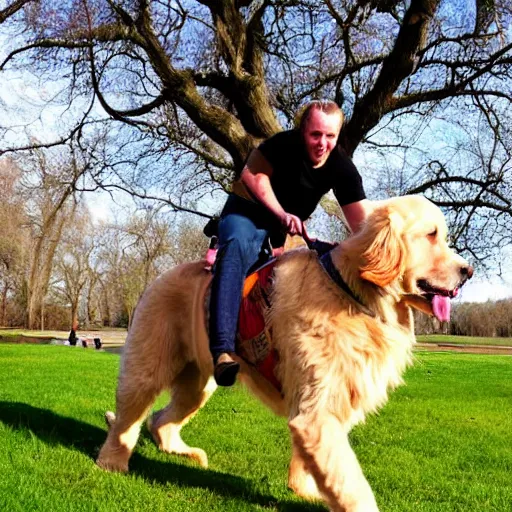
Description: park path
xmin=59 ymin=331 xmax=512 ymax=356
xmin=0 ymin=329 xmax=127 ymax=347
xmin=3 ymin=330 xmax=511 ymax=355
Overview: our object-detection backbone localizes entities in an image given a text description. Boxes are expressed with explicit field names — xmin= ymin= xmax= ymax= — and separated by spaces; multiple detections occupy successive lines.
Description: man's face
xmin=302 ymin=109 xmax=342 ymax=168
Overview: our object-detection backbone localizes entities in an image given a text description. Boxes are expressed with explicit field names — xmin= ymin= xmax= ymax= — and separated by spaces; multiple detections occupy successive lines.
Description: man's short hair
xmin=294 ymin=100 xmax=344 ymax=131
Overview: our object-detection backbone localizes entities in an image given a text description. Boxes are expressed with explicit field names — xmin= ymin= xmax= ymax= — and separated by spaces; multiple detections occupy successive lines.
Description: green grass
xmin=0 ymin=345 xmax=511 ymax=511
xmin=417 ymin=334 xmax=512 ymax=347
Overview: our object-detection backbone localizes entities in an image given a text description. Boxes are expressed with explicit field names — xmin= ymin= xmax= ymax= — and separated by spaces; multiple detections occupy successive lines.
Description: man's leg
xmin=209 ymin=213 xmax=268 ymax=386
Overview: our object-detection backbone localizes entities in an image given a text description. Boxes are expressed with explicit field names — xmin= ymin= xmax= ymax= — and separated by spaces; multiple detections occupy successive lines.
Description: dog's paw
xmin=288 ymin=473 xmax=322 ymax=502
xmin=189 ymin=448 xmax=208 ymax=468
xmin=104 ymin=411 xmax=116 ymax=428
xmin=96 ymin=456 xmax=129 ymax=473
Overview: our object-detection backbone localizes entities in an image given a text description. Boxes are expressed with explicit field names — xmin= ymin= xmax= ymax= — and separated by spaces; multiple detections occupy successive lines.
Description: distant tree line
xmin=414 ymin=299 xmax=512 ymax=337
xmin=0 ymin=158 xmax=207 ymax=330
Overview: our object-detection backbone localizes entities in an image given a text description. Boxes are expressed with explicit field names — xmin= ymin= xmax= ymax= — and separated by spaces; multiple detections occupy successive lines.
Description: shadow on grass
xmin=0 ymin=401 xmax=324 ymax=511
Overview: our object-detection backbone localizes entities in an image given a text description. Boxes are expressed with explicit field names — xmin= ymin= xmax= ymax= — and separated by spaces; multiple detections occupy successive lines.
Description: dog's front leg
xmin=288 ymin=441 xmax=323 ymax=501
xmin=288 ymin=413 xmax=379 ymax=512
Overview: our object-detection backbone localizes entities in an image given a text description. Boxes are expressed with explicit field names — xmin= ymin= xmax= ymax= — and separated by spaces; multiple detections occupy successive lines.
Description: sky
xmin=461 ymin=277 xmax=512 ymax=303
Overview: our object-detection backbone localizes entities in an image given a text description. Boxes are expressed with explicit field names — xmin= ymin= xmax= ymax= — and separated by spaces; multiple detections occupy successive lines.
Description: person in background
xmin=68 ymin=321 xmax=78 ymax=346
xmin=209 ymin=100 xmax=373 ymax=386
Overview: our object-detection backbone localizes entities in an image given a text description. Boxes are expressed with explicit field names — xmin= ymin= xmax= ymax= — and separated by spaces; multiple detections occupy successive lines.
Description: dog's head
xmin=352 ymin=195 xmax=472 ymax=321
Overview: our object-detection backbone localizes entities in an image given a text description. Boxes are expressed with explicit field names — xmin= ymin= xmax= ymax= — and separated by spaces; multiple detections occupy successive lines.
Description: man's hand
xmin=281 ymin=213 xmax=304 ymax=236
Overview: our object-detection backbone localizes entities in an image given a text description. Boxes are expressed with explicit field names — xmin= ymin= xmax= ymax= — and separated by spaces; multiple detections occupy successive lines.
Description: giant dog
xmin=97 ymin=195 xmax=472 ymax=511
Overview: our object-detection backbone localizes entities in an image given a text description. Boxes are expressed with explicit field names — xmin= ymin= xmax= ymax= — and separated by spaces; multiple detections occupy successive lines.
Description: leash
xmin=319 ymin=250 xmax=375 ymax=318
xmin=302 ymin=227 xmax=374 ymax=317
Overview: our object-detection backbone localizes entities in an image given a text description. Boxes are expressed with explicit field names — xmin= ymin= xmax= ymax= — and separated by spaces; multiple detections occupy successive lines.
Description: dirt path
xmin=2 ymin=330 xmax=511 ymax=355
xmin=78 ymin=333 xmax=512 ymax=355
xmin=0 ymin=329 xmax=128 ymax=347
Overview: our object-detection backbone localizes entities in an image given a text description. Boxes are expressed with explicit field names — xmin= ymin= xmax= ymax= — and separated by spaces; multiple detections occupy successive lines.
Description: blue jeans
xmin=209 ymin=195 xmax=282 ymax=362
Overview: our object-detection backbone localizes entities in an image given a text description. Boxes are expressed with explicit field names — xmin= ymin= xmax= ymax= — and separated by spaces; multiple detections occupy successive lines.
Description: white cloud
xmin=459 ymin=277 xmax=512 ymax=303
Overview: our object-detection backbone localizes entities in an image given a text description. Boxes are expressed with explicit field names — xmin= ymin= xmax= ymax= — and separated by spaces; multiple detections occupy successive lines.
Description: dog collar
xmin=319 ymin=251 xmax=375 ymax=318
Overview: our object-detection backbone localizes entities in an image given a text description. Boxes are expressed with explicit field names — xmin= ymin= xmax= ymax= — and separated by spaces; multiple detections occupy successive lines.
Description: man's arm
xmin=341 ymin=199 xmax=374 ymax=233
xmin=331 ymin=149 xmax=372 ymax=234
xmin=239 ymin=149 xmax=303 ymax=236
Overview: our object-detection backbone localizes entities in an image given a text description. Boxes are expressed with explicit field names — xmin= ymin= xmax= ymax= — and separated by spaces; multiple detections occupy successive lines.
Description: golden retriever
xmin=97 ymin=195 xmax=472 ymax=511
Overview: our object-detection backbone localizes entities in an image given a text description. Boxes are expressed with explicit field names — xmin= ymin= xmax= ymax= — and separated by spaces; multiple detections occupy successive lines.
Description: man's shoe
xmin=214 ymin=360 xmax=240 ymax=387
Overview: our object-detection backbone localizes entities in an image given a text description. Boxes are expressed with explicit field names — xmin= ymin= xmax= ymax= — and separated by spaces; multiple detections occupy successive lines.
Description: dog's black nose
xmin=461 ymin=265 xmax=474 ymax=279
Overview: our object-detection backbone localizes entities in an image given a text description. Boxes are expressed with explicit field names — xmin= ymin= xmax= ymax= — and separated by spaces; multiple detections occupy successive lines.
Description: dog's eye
xmin=428 ymin=228 xmax=437 ymax=237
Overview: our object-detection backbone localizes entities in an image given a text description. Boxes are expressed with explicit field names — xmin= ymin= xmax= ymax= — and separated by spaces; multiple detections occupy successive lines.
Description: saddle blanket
xmin=235 ymin=259 xmax=281 ymax=391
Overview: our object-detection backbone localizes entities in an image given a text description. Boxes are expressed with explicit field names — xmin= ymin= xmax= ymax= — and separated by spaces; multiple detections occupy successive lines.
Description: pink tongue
xmin=432 ymin=295 xmax=451 ymax=322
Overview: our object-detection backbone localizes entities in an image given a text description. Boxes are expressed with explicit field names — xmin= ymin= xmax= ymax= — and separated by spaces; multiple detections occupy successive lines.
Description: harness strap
xmin=319 ymin=251 xmax=375 ymax=318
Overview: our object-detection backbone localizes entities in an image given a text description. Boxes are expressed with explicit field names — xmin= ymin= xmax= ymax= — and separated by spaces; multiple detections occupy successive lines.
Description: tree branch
xmin=85 ymin=179 xmax=214 ymax=220
xmin=342 ymin=0 xmax=441 ymax=155
xmin=0 ymin=0 xmax=33 ymax=23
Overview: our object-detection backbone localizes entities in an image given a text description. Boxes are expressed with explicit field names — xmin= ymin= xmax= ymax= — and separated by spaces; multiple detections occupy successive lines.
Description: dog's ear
xmin=359 ymin=208 xmax=406 ymax=287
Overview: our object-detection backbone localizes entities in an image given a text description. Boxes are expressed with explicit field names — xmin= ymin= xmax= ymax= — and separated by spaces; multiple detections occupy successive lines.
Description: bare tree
xmin=85 ymin=264 xmax=101 ymax=326
xmin=18 ymin=148 xmax=87 ymax=328
xmin=52 ymin=211 xmax=95 ymax=329
xmin=0 ymin=0 xmax=511 ymax=266
xmin=85 ymin=210 xmax=173 ymax=326
xmin=168 ymin=217 xmax=209 ymax=265
xmin=0 ymin=159 xmax=28 ymax=325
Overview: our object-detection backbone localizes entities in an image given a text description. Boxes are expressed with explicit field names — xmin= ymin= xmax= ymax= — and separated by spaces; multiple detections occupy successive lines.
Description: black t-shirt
xmin=258 ymin=130 xmax=366 ymax=220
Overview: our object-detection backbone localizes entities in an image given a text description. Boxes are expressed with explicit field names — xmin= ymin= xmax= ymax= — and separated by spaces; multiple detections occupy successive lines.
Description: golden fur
xmin=97 ymin=195 xmax=471 ymax=511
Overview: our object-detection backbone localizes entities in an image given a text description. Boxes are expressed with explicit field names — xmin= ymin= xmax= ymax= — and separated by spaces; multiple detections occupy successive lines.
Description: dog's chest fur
xmin=269 ymin=250 xmax=415 ymax=426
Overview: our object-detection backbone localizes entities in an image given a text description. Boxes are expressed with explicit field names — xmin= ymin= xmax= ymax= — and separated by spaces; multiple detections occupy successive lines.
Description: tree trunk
xmin=0 ymin=283 xmax=8 ymax=326
xmin=86 ymin=287 xmax=94 ymax=326
xmin=101 ymin=283 xmax=111 ymax=327
xmin=70 ymin=300 xmax=79 ymax=333
xmin=27 ymin=199 xmax=75 ymax=329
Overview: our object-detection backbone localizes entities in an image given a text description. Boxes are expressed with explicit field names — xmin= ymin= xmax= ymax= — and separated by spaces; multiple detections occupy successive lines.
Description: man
xmin=210 ymin=100 xmax=372 ymax=386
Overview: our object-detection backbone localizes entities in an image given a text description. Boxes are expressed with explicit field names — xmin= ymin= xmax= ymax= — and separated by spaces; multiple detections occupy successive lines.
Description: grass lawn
xmin=0 ymin=345 xmax=511 ymax=511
